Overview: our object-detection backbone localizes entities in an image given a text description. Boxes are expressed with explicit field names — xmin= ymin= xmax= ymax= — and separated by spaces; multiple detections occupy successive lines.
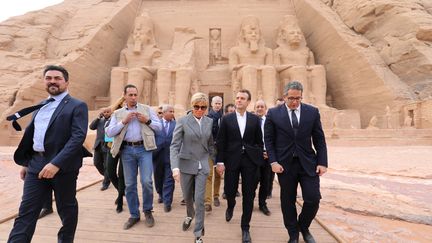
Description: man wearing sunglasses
xmin=264 ymin=81 xmax=328 ymax=243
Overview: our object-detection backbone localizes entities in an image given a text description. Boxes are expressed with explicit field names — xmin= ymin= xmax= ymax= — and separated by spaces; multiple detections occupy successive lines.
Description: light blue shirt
xmin=33 ymin=91 xmax=69 ymax=152
xmin=105 ymin=105 xmax=161 ymax=142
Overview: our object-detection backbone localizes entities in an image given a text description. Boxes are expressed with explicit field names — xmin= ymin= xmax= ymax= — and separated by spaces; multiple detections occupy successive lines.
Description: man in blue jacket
xmin=8 ymin=65 xmax=90 ymax=243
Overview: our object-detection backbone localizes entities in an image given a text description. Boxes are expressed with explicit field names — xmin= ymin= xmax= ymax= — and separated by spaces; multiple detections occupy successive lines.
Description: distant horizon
xmin=0 ymin=0 xmax=63 ymax=22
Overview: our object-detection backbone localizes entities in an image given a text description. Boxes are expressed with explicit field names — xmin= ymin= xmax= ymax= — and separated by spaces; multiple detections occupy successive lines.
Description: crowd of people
xmin=6 ymin=65 xmax=327 ymax=243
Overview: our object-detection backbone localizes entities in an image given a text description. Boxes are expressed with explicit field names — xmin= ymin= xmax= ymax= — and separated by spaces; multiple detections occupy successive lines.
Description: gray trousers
xmin=180 ymin=170 xmax=208 ymax=237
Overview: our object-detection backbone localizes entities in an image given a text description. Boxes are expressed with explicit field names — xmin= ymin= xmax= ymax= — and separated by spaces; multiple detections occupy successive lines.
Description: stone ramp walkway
xmin=0 ymin=177 xmax=337 ymax=243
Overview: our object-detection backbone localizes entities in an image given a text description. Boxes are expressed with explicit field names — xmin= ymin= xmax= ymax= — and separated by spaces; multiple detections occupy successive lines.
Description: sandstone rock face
xmin=0 ymin=0 xmax=141 ymax=144
xmin=327 ymin=0 xmax=432 ymax=99
xmin=0 ymin=0 xmax=431 ymax=145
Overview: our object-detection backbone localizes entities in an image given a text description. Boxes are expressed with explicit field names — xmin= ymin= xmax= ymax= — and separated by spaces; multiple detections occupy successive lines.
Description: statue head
xmin=277 ymin=15 xmax=305 ymax=48
xmin=130 ymin=13 xmax=156 ymax=53
xmin=238 ymin=16 xmax=264 ymax=52
xmin=210 ymin=29 xmax=220 ymax=40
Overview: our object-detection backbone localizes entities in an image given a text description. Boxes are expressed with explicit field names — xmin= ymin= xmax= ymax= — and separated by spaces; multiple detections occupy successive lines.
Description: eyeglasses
xmin=287 ymin=97 xmax=302 ymax=102
xmin=193 ymin=105 xmax=208 ymax=110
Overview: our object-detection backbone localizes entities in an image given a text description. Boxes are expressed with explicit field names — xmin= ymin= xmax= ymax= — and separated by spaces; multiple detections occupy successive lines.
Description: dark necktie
xmin=164 ymin=120 xmax=169 ymax=135
xmin=291 ymin=109 xmax=299 ymax=135
xmin=7 ymin=98 xmax=55 ymax=131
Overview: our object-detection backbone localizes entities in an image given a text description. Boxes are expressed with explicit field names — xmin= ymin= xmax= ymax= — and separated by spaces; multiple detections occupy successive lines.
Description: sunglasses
xmin=193 ymin=105 xmax=208 ymax=111
xmin=158 ymin=112 xmax=163 ymax=114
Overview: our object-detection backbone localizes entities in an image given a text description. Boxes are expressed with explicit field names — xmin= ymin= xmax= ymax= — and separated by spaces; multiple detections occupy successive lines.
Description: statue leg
xmin=241 ymin=65 xmax=258 ymax=109
xmin=174 ymin=68 xmax=192 ymax=113
xmin=110 ymin=68 xmax=126 ymax=103
xmin=128 ymin=68 xmax=145 ymax=103
xmin=309 ymin=65 xmax=328 ymax=108
xmin=261 ymin=66 xmax=277 ymax=108
xmin=141 ymin=70 xmax=154 ymax=105
xmin=156 ymin=68 xmax=171 ymax=105
xmin=288 ymin=66 xmax=310 ymax=103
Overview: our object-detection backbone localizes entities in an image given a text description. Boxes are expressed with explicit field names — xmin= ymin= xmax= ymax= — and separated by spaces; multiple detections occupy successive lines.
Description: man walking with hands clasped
xmin=106 ymin=84 xmax=161 ymax=230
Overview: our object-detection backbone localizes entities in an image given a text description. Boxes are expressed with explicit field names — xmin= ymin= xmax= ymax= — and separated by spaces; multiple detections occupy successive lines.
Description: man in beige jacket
xmin=106 ymin=84 xmax=161 ymax=230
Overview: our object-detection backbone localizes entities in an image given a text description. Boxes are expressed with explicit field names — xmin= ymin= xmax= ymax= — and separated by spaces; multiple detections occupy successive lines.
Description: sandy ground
xmin=317 ymin=146 xmax=432 ymax=243
xmin=1 ymin=145 xmax=431 ymax=242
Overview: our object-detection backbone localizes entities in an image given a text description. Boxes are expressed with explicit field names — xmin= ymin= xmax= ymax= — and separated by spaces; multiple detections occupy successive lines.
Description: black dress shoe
xmin=242 ymin=230 xmax=251 ymax=243
xmin=164 ymin=205 xmax=172 ymax=212
xmin=288 ymin=238 xmax=298 ymax=243
xmin=182 ymin=216 xmax=192 ymax=231
xmin=38 ymin=208 xmax=53 ymax=219
xmin=301 ymin=230 xmax=316 ymax=243
xmin=180 ymin=199 xmax=186 ymax=205
xmin=100 ymin=184 xmax=109 ymax=191
xmin=225 ymin=208 xmax=233 ymax=222
xmin=116 ymin=203 xmax=123 ymax=213
xmin=259 ymin=205 xmax=271 ymax=216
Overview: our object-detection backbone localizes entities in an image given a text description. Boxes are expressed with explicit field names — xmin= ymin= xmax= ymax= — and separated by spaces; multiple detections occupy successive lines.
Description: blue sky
xmin=0 ymin=0 xmax=63 ymax=22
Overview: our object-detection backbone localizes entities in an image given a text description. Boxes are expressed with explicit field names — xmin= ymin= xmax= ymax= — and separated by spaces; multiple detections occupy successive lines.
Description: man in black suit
xmin=264 ymin=81 xmax=328 ymax=243
xmin=216 ymin=89 xmax=264 ymax=243
xmin=89 ymin=107 xmax=112 ymax=190
xmin=8 ymin=65 xmax=90 ymax=243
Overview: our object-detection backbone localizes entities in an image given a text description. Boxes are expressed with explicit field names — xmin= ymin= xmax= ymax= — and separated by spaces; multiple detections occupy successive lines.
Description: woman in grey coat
xmin=170 ymin=92 xmax=215 ymax=243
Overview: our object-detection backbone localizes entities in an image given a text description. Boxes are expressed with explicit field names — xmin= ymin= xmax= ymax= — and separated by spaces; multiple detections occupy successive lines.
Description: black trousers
xmin=224 ymin=153 xmax=258 ymax=231
xmin=277 ymin=158 xmax=321 ymax=239
xmin=8 ymin=155 xmax=79 ymax=243
xmin=93 ymin=146 xmax=110 ymax=186
xmin=152 ymin=147 xmax=175 ymax=206
xmin=257 ymin=159 xmax=272 ymax=207
xmin=106 ymin=152 xmax=125 ymax=200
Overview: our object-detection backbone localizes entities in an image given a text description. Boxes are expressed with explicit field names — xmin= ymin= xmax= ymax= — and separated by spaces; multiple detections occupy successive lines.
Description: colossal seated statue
xmin=110 ymin=14 xmax=161 ymax=104
xmin=274 ymin=15 xmax=328 ymax=108
xmin=156 ymin=27 xmax=201 ymax=114
xmin=229 ymin=16 xmax=277 ymax=107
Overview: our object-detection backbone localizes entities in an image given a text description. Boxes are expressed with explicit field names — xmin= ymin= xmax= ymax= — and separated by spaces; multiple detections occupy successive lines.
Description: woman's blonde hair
xmin=190 ymin=92 xmax=209 ymax=106
xmin=110 ymin=97 xmax=125 ymax=111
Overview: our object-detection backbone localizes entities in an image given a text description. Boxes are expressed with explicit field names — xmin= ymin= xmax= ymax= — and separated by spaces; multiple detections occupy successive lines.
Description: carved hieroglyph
xmin=110 ymin=13 xmax=161 ymax=104
xmin=229 ymin=16 xmax=277 ymax=108
xmin=274 ymin=15 xmax=328 ymax=108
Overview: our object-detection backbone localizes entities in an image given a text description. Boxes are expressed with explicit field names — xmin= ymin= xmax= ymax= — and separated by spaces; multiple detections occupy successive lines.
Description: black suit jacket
xmin=89 ymin=116 xmax=108 ymax=150
xmin=264 ymin=103 xmax=327 ymax=177
xmin=216 ymin=111 xmax=264 ymax=170
xmin=14 ymin=94 xmax=91 ymax=173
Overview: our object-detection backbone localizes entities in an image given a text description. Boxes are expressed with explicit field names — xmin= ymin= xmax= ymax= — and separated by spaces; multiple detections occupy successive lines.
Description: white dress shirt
xmin=260 ymin=115 xmax=266 ymax=150
xmin=33 ymin=91 xmax=69 ymax=152
xmin=236 ymin=111 xmax=247 ymax=138
xmin=286 ymin=104 xmax=301 ymax=126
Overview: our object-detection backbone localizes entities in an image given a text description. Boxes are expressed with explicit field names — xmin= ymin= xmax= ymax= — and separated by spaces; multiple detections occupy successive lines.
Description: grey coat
xmin=170 ymin=113 xmax=216 ymax=175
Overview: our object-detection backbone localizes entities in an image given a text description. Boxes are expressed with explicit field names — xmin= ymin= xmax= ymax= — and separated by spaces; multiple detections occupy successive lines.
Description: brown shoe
xmin=205 ymin=204 xmax=212 ymax=212
xmin=123 ymin=217 xmax=139 ymax=230
xmin=213 ymin=197 xmax=220 ymax=207
xmin=144 ymin=211 xmax=155 ymax=227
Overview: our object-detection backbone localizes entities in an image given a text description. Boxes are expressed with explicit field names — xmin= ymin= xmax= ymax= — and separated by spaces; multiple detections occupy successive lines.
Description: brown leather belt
xmin=122 ymin=140 xmax=144 ymax=146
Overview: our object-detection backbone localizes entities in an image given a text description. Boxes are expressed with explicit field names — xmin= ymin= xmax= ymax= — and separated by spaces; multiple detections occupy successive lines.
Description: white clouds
xmin=0 ymin=0 xmax=64 ymax=22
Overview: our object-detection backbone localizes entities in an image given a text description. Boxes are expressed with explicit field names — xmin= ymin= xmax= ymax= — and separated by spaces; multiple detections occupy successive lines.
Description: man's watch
xmin=145 ymin=120 xmax=152 ymax=125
